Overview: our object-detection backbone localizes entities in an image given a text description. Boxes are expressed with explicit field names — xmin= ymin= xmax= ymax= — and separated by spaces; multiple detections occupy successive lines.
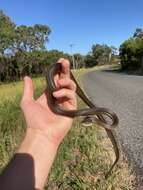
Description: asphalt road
xmin=82 ymin=68 xmax=143 ymax=175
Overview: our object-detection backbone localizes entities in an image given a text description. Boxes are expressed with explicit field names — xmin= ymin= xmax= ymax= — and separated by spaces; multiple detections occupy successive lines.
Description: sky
xmin=1 ymin=0 xmax=143 ymax=54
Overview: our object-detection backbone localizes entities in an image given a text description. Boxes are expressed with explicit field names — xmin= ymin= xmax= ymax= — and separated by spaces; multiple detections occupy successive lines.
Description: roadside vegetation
xmin=119 ymin=28 xmax=143 ymax=74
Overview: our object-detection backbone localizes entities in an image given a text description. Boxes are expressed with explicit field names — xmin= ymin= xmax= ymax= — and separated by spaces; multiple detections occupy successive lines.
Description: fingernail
xmin=57 ymin=58 xmax=64 ymax=63
xmin=53 ymin=90 xmax=62 ymax=97
xmin=53 ymin=91 xmax=59 ymax=96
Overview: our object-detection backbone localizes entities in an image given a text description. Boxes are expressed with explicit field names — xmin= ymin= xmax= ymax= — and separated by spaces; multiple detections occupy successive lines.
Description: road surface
xmin=82 ymin=68 xmax=143 ymax=176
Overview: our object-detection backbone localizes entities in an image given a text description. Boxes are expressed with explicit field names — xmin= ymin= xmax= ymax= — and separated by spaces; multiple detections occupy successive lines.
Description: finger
xmin=57 ymin=58 xmax=70 ymax=78
xmin=54 ymin=73 xmax=60 ymax=88
xmin=58 ymin=78 xmax=76 ymax=91
xmin=53 ymin=89 xmax=75 ymax=100
xmin=22 ymin=76 xmax=34 ymax=102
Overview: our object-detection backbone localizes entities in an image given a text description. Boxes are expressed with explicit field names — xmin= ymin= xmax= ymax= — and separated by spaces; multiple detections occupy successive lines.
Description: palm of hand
xmin=21 ymin=59 xmax=77 ymax=145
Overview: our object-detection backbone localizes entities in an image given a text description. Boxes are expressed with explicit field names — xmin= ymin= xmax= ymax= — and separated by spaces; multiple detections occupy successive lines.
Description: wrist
xmin=24 ymin=120 xmax=72 ymax=147
xmin=18 ymin=128 xmax=59 ymax=154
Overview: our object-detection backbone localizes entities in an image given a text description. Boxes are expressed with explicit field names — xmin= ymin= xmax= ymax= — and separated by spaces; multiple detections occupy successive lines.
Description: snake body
xmin=46 ymin=63 xmax=119 ymax=177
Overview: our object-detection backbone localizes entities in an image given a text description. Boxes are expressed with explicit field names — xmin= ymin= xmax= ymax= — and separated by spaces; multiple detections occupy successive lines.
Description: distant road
xmin=82 ymin=69 xmax=143 ymax=175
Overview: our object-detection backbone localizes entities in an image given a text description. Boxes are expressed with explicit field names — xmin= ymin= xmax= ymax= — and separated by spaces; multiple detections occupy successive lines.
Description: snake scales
xmin=46 ymin=62 xmax=119 ymax=178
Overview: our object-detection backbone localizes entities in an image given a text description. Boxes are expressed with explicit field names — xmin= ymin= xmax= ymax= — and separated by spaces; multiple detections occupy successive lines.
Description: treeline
xmin=120 ymin=28 xmax=143 ymax=73
xmin=0 ymin=10 xmax=118 ymax=82
xmin=66 ymin=44 xmax=118 ymax=70
xmin=0 ymin=10 xmax=51 ymax=54
xmin=0 ymin=10 xmax=70 ymax=82
xmin=0 ymin=50 xmax=70 ymax=82
xmin=85 ymin=44 xmax=118 ymax=67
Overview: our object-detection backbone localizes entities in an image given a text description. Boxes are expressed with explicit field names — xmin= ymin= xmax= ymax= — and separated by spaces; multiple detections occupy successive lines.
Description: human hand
xmin=20 ymin=58 xmax=77 ymax=146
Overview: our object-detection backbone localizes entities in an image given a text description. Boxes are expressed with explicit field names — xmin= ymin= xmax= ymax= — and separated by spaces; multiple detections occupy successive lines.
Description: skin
xmin=0 ymin=58 xmax=77 ymax=190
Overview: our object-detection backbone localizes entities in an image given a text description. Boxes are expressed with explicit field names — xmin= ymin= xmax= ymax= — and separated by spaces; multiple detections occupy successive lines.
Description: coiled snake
xmin=46 ymin=62 xmax=119 ymax=178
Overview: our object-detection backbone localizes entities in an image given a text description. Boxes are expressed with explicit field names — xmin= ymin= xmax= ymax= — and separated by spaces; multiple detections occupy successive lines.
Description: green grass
xmin=0 ymin=77 xmax=45 ymax=172
xmin=0 ymin=66 xmax=135 ymax=189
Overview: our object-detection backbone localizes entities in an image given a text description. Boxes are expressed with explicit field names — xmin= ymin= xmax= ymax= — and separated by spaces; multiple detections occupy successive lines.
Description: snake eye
xmin=81 ymin=116 xmax=93 ymax=127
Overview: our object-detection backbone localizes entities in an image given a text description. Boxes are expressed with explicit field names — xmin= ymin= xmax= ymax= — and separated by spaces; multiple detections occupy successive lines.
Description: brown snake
xmin=46 ymin=62 xmax=119 ymax=178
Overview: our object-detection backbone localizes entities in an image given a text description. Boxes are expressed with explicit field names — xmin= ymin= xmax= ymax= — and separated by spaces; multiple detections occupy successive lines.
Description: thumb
xmin=22 ymin=76 xmax=34 ymax=102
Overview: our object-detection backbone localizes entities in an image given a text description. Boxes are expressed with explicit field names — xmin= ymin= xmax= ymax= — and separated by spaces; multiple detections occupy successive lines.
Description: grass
xmin=0 ymin=77 xmax=45 ymax=172
xmin=0 ymin=65 xmax=135 ymax=189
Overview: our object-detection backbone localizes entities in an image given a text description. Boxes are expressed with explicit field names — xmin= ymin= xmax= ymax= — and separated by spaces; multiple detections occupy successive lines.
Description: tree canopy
xmin=0 ymin=10 xmax=71 ymax=82
xmin=85 ymin=44 xmax=117 ymax=67
xmin=0 ymin=10 xmax=51 ymax=55
xmin=120 ymin=28 xmax=143 ymax=72
xmin=0 ymin=10 xmax=15 ymax=55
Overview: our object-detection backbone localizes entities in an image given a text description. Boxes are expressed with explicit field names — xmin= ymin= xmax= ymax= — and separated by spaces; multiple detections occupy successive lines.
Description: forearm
xmin=18 ymin=128 xmax=58 ymax=189
xmin=0 ymin=128 xmax=58 ymax=190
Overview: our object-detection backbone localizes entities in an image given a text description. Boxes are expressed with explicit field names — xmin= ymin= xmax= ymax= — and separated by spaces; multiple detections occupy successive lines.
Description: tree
xmin=14 ymin=25 xmax=30 ymax=52
xmin=85 ymin=54 xmax=98 ymax=67
xmin=0 ymin=10 xmax=15 ymax=55
xmin=0 ymin=10 xmax=74 ymax=82
xmin=32 ymin=24 xmax=51 ymax=50
xmin=119 ymin=35 xmax=143 ymax=71
xmin=73 ymin=53 xmax=85 ymax=69
xmin=91 ymin=44 xmax=112 ymax=65
xmin=14 ymin=24 xmax=51 ymax=52
xmin=133 ymin=28 xmax=143 ymax=38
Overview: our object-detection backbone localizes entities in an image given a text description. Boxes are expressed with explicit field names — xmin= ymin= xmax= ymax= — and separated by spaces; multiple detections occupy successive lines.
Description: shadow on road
xmin=100 ymin=66 xmax=124 ymax=74
xmin=100 ymin=67 xmax=143 ymax=76
xmin=100 ymin=66 xmax=143 ymax=77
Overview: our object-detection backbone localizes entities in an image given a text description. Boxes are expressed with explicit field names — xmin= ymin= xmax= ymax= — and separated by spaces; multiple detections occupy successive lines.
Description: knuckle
xmin=62 ymin=89 xmax=66 ymax=95
xmin=73 ymin=82 xmax=76 ymax=91
xmin=70 ymin=80 xmax=76 ymax=91
xmin=73 ymin=91 xmax=76 ymax=97
xmin=70 ymin=91 xmax=75 ymax=98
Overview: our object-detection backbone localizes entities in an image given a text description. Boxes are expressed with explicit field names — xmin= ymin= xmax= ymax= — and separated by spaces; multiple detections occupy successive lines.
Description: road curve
xmin=82 ymin=69 xmax=143 ymax=176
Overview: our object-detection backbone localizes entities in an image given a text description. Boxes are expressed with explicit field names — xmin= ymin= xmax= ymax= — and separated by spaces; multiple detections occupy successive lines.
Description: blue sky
xmin=1 ymin=0 xmax=143 ymax=54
